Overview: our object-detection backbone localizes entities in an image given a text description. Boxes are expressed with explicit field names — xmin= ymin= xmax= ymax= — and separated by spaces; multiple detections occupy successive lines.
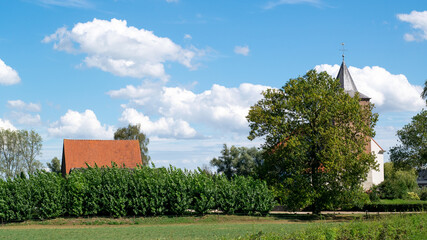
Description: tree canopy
xmin=114 ymin=124 xmax=150 ymax=165
xmin=389 ymin=109 xmax=427 ymax=171
xmin=246 ymin=70 xmax=378 ymax=214
xmin=210 ymin=144 xmax=263 ymax=179
xmin=0 ymin=129 xmax=43 ymax=178
xmin=47 ymin=157 xmax=61 ymax=174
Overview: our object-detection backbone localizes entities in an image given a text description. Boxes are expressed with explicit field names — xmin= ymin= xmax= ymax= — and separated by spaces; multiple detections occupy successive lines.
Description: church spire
xmin=336 ymin=51 xmax=370 ymax=100
xmin=336 ymin=60 xmax=359 ymax=93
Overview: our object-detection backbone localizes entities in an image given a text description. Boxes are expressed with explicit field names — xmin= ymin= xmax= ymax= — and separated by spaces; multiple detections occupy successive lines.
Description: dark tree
xmin=210 ymin=144 xmax=264 ymax=178
xmin=210 ymin=144 xmax=236 ymax=179
xmin=47 ymin=157 xmax=61 ymax=174
xmin=114 ymin=124 xmax=150 ymax=165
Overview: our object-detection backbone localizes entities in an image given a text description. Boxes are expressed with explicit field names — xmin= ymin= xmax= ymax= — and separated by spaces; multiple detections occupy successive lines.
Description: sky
xmin=0 ymin=0 xmax=426 ymax=170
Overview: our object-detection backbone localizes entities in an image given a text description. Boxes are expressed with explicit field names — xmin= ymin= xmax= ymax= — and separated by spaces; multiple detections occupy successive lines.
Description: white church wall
xmin=371 ymin=138 xmax=384 ymax=185
xmin=362 ymin=139 xmax=384 ymax=190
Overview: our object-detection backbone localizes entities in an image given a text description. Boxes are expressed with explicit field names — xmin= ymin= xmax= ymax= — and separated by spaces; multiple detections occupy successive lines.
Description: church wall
xmin=370 ymin=138 xmax=384 ymax=185
xmin=362 ymin=139 xmax=384 ymax=190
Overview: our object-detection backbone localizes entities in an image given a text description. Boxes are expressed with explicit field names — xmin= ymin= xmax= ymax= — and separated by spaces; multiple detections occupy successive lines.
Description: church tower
xmin=336 ymin=57 xmax=384 ymax=190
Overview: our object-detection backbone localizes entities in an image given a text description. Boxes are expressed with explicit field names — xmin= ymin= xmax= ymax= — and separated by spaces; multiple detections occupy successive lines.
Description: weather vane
xmin=340 ymin=42 xmax=347 ymax=61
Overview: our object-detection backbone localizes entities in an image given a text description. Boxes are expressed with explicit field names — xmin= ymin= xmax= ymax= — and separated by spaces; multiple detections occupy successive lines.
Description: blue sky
xmin=0 ymin=0 xmax=426 ymax=169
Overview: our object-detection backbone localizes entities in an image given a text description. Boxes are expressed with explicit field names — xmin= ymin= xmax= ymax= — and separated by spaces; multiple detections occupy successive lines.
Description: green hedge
xmin=357 ymin=202 xmax=427 ymax=212
xmin=0 ymin=165 xmax=275 ymax=222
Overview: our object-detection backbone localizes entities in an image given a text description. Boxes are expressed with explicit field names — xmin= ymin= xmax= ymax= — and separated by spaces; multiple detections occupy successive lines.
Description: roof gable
xmin=62 ymin=139 xmax=142 ymax=175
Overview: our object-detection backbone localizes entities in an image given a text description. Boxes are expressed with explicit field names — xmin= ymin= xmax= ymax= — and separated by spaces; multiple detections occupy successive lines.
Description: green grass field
xmin=0 ymin=214 xmax=347 ymax=240
xmin=0 ymin=214 xmax=425 ymax=240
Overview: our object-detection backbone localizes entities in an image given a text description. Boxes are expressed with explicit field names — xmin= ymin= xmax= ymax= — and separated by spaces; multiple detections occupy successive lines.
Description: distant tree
xmin=210 ymin=144 xmax=236 ymax=179
xmin=114 ymin=124 xmax=150 ymax=165
xmin=47 ymin=157 xmax=61 ymax=174
xmin=390 ymin=109 xmax=427 ymax=171
xmin=233 ymin=146 xmax=264 ymax=178
xmin=0 ymin=129 xmax=43 ymax=178
xmin=0 ymin=129 xmax=23 ymax=178
xmin=247 ymin=70 xmax=378 ymax=214
xmin=199 ymin=164 xmax=214 ymax=176
xmin=210 ymin=144 xmax=263 ymax=179
xmin=20 ymin=130 xmax=43 ymax=175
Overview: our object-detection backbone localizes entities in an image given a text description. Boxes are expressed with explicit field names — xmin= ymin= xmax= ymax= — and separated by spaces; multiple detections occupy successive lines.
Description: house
xmin=336 ymin=58 xmax=385 ymax=190
xmin=61 ymin=139 xmax=142 ymax=176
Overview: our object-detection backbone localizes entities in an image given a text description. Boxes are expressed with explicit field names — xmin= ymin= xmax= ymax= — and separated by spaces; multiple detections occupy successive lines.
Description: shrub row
xmin=0 ymin=165 xmax=275 ymax=222
xmin=350 ymin=202 xmax=427 ymax=212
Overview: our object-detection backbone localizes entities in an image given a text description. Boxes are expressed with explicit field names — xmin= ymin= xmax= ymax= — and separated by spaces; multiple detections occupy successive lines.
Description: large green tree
xmin=247 ymin=70 xmax=378 ymax=214
xmin=114 ymin=124 xmax=150 ymax=165
xmin=389 ymin=109 xmax=427 ymax=171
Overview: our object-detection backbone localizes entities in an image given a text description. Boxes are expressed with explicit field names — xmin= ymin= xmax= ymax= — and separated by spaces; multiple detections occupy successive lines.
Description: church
xmin=336 ymin=58 xmax=385 ymax=190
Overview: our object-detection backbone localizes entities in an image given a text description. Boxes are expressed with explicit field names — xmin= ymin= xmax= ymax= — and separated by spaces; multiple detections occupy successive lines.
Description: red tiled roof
xmin=61 ymin=139 xmax=142 ymax=175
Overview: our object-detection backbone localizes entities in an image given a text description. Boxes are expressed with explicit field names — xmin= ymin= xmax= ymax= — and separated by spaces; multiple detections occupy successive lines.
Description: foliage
xmin=247 ymin=69 xmax=378 ymax=214
xmin=114 ymin=124 xmax=150 ymax=165
xmin=47 ymin=157 xmax=61 ymax=174
xmin=210 ymin=144 xmax=263 ymax=179
xmin=407 ymin=192 xmax=420 ymax=200
xmin=0 ymin=171 xmax=65 ymax=222
xmin=422 ymin=79 xmax=427 ymax=104
xmin=0 ymin=129 xmax=43 ymax=178
xmin=376 ymin=162 xmax=418 ymax=199
xmin=361 ymin=202 xmax=427 ymax=212
xmin=29 ymin=171 xmax=65 ymax=220
xmin=390 ymin=109 xmax=427 ymax=171
xmin=0 ymin=165 xmax=275 ymax=222
xmin=189 ymin=168 xmax=216 ymax=215
xmin=418 ymin=187 xmax=427 ymax=201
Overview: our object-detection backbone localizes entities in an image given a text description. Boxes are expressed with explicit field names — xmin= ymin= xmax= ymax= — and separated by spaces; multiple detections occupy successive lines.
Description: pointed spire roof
xmin=336 ymin=60 xmax=370 ymax=100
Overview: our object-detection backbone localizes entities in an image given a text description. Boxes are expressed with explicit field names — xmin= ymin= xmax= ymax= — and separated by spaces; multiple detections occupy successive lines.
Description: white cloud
xmin=315 ymin=64 xmax=425 ymax=112
xmin=110 ymin=82 xmax=270 ymax=133
xmin=119 ymin=108 xmax=197 ymax=139
xmin=48 ymin=109 xmax=114 ymax=139
xmin=7 ymin=100 xmax=41 ymax=112
xmin=43 ymin=18 xmax=199 ymax=80
xmin=397 ymin=10 xmax=427 ymax=41
xmin=234 ymin=45 xmax=250 ymax=56
xmin=0 ymin=58 xmax=20 ymax=85
xmin=264 ymin=0 xmax=321 ymax=9
xmin=10 ymin=112 xmax=42 ymax=126
xmin=0 ymin=119 xmax=16 ymax=130
xmin=184 ymin=34 xmax=192 ymax=39
xmin=36 ymin=0 xmax=92 ymax=8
